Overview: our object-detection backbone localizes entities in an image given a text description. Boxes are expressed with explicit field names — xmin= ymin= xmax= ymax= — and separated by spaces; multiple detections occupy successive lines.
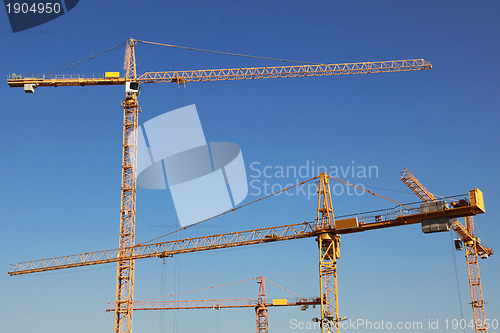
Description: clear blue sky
xmin=1 ymin=1 xmax=499 ymax=333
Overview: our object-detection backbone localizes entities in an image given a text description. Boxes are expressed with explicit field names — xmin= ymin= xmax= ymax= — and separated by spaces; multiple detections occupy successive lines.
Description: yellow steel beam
xmin=110 ymin=298 xmax=257 ymax=311
xmin=7 ymin=76 xmax=126 ymax=87
xmin=401 ymin=168 xmax=491 ymax=333
xmin=138 ymin=59 xmax=431 ymax=84
xmin=316 ymin=173 xmax=340 ymax=333
xmin=465 ymin=217 xmax=488 ymax=333
xmin=401 ymin=169 xmax=491 ymax=256
xmin=106 ymin=298 xmax=321 ymax=311
xmin=337 ymin=205 xmax=485 ymax=234
xmin=114 ymin=38 xmax=139 ymax=333
xmin=7 ymin=59 xmax=431 ymax=88
xmin=8 ymin=194 xmax=485 ymax=276
xmin=8 ymin=222 xmax=317 ymax=275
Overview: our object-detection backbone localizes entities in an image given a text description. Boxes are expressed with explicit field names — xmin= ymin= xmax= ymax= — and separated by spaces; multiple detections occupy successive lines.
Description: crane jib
xmin=8 ymin=193 xmax=484 ymax=276
xmin=7 ymin=59 xmax=432 ymax=90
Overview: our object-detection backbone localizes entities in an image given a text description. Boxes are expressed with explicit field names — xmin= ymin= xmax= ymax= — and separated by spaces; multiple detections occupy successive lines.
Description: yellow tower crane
xmin=7 ymin=38 xmax=432 ymax=333
xmin=401 ymin=168 xmax=492 ymax=333
xmin=8 ymin=173 xmax=486 ymax=333
xmin=107 ymin=276 xmax=321 ymax=333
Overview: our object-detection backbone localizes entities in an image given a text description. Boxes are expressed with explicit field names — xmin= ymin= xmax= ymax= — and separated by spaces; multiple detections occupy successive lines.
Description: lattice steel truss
xmin=115 ymin=39 xmax=140 ymax=333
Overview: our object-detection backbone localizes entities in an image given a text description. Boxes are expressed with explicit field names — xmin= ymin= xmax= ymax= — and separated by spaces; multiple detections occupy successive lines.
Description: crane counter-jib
xmin=7 ymin=76 xmax=127 ymax=87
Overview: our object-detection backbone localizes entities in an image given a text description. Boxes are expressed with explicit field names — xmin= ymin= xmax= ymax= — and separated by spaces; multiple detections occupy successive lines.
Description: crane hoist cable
xmin=138 ymin=276 xmax=306 ymax=303
xmin=473 ymin=221 xmax=489 ymax=249
xmin=327 ymin=175 xmax=419 ymax=211
xmin=35 ymin=41 xmax=127 ymax=76
xmin=173 ymin=254 xmax=180 ymax=333
xmin=449 ymin=230 xmax=466 ymax=333
xmin=34 ymin=38 xmax=329 ymax=77
xmin=140 ymin=175 xmax=424 ymax=246
xmin=264 ymin=277 xmax=302 ymax=298
xmin=159 ymin=259 xmax=168 ymax=333
xmin=138 ymin=176 xmax=320 ymax=246
xmin=359 ymin=184 xmax=463 ymax=200
xmin=360 ymin=184 xmax=415 ymax=196
xmin=144 ymin=277 xmax=259 ymax=302
xmin=138 ymin=39 xmax=326 ymax=65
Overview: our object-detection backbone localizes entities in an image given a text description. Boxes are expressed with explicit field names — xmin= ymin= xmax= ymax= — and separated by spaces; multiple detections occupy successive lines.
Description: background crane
xmin=401 ymin=168 xmax=492 ymax=333
xmin=107 ymin=276 xmax=321 ymax=333
xmin=8 ymin=172 xmax=486 ymax=333
xmin=6 ymin=38 xmax=432 ymax=333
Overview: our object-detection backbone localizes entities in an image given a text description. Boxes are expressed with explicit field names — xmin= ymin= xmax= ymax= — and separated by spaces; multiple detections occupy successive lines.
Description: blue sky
xmin=1 ymin=1 xmax=499 ymax=333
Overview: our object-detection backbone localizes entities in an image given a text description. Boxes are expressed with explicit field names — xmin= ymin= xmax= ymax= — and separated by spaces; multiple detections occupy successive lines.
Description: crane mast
xmin=256 ymin=276 xmax=269 ymax=333
xmin=465 ymin=216 xmax=488 ymax=333
xmin=401 ymin=168 xmax=491 ymax=333
xmin=115 ymin=39 xmax=140 ymax=333
xmin=317 ymin=174 xmax=340 ymax=333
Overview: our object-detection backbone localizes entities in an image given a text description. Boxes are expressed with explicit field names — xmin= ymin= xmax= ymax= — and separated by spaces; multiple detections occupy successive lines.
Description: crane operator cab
xmin=126 ymin=81 xmax=141 ymax=98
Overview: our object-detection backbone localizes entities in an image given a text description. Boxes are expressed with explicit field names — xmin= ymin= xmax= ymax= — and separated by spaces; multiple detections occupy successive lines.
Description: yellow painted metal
xmin=401 ymin=168 xmax=491 ymax=333
xmin=15 ymin=39 xmax=493 ymax=333
xmin=256 ymin=276 xmax=269 ymax=333
xmin=470 ymin=188 xmax=485 ymax=214
xmin=6 ymin=167 xmax=489 ymax=333
xmin=7 ymin=76 xmax=126 ymax=87
xmin=8 ymin=195 xmax=486 ymax=276
xmin=108 ymin=297 xmax=320 ymax=311
xmin=465 ymin=216 xmax=488 ymax=333
xmin=138 ymin=59 xmax=432 ymax=84
xmin=317 ymin=173 xmax=335 ymax=230
xmin=106 ymin=72 xmax=121 ymax=78
xmin=114 ymin=39 xmax=139 ymax=333
xmin=316 ymin=173 xmax=340 ymax=333
xmin=112 ymin=276 xmax=321 ymax=333
xmin=401 ymin=167 xmax=437 ymax=202
xmin=401 ymin=169 xmax=491 ymax=255
xmin=272 ymin=299 xmax=288 ymax=306
xmin=318 ymin=233 xmax=340 ymax=333
xmin=335 ymin=217 xmax=359 ymax=230
xmin=7 ymin=59 xmax=432 ymax=88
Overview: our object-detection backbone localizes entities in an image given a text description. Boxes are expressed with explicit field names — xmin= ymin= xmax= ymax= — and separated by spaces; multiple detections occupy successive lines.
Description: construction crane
xmin=7 ymin=38 xmax=432 ymax=333
xmin=106 ymin=276 xmax=321 ymax=333
xmin=401 ymin=168 xmax=492 ymax=333
xmin=8 ymin=172 xmax=486 ymax=333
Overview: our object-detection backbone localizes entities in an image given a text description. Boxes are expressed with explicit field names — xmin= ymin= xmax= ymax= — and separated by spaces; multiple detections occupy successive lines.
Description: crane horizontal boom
xmin=106 ymin=297 xmax=321 ymax=311
xmin=9 ymin=222 xmax=316 ymax=275
xmin=8 ymin=190 xmax=484 ymax=276
xmin=7 ymin=59 xmax=431 ymax=88
xmin=137 ymin=59 xmax=431 ymax=84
